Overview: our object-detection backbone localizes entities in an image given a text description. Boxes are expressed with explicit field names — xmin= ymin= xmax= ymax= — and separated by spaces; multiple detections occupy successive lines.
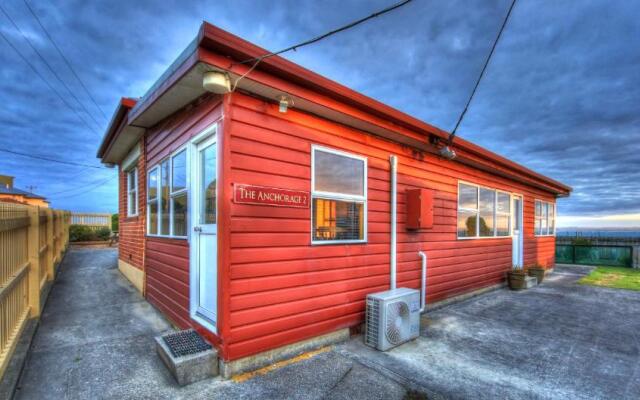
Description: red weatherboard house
xmin=97 ymin=22 xmax=571 ymax=376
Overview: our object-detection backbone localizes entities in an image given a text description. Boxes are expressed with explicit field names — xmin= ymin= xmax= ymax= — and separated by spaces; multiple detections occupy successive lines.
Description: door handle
xmin=194 ymin=226 xmax=202 ymax=232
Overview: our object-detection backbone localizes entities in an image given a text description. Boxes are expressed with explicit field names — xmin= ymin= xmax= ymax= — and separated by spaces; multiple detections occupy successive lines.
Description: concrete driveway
xmin=339 ymin=265 xmax=640 ymax=399
xmin=13 ymin=248 xmax=413 ymax=400
xmin=14 ymin=249 xmax=640 ymax=399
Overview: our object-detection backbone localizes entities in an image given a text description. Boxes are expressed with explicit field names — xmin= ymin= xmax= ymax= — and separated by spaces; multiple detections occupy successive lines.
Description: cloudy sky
xmin=0 ymin=0 xmax=638 ymax=227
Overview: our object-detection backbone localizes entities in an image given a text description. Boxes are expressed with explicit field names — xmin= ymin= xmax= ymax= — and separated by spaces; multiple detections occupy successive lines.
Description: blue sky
xmin=0 ymin=0 xmax=638 ymax=227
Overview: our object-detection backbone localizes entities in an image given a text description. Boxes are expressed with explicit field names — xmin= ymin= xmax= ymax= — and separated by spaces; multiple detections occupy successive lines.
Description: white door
xmin=190 ymin=132 xmax=218 ymax=332
xmin=512 ymin=195 xmax=524 ymax=267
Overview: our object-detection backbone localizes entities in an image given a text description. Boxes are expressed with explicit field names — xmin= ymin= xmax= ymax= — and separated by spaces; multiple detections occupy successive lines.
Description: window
xmin=126 ymin=168 xmax=138 ymax=217
xmin=496 ymin=192 xmax=511 ymax=236
xmin=535 ymin=200 xmax=555 ymax=236
xmin=311 ymin=146 xmax=366 ymax=244
xmin=171 ymin=150 xmax=188 ymax=236
xmin=457 ymin=182 xmax=512 ymax=238
xmin=147 ymin=148 xmax=188 ymax=238
xmin=148 ymin=169 xmax=158 ymax=234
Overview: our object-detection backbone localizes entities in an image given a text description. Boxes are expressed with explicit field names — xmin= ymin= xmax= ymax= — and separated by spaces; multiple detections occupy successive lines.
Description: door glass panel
xmin=201 ymin=143 xmax=217 ymax=224
xmin=513 ymin=198 xmax=521 ymax=231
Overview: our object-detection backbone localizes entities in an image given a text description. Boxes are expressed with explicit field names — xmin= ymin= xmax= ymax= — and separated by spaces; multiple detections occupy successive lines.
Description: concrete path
xmin=339 ymin=265 xmax=640 ymax=400
xmin=14 ymin=248 xmax=413 ymax=400
xmin=16 ymin=249 xmax=640 ymax=399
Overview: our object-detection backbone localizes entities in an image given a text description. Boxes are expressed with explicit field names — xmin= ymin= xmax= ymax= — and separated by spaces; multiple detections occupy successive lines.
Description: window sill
xmin=124 ymin=215 xmax=139 ymax=221
xmin=146 ymin=235 xmax=188 ymax=241
xmin=311 ymin=239 xmax=368 ymax=246
xmin=457 ymin=235 xmax=513 ymax=240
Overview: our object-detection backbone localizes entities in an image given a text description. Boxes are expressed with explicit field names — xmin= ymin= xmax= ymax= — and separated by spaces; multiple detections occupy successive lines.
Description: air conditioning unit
xmin=365 ymin=288 xmax=421 ymax=351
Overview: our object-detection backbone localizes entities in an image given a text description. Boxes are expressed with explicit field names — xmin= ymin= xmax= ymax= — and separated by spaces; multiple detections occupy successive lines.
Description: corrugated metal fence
xmin=0 ymin=202 xmax=69 ymax=380
xmin=556 ymin=244 xmax=633 ymax=267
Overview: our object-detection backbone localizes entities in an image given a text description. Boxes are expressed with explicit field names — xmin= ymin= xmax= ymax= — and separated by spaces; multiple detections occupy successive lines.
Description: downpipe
xmin=418 ymin=251 xmax=427 ymax=312
xmin=390 ymin=155 xmax=398 ymax=290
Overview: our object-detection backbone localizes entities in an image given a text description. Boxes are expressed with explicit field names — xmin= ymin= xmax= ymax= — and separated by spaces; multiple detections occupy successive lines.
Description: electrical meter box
xmin=406 ymin=189 xmax=434 ymax=230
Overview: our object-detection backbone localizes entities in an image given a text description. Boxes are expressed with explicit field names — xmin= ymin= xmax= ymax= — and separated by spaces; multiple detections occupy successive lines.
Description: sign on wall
xmin=233 ymin=184 xmax=310 ymax=208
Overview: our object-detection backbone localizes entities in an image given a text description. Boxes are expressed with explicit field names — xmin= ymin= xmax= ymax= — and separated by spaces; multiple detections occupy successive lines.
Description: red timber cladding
xmin=118 ymin=139 xmax=146 ymax=269
xmin=143 ymin=95 xmax=224 ymax=344
xmin=224 ymin=92 xmax=557 ymax=360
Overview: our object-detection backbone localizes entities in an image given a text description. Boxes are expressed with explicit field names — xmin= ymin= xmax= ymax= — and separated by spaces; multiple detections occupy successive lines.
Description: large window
xmin=311 ymin=146 xmax=366 ymax=244
xmin=147 ymin=148 xmax=188 ymax=238
xmin=535 ymin=200 xmax=555 ymax=236
xmin=457 ymin=182 xmax=511 ymax=238
xmin=126 ymin=167 xmax=138 ymax=217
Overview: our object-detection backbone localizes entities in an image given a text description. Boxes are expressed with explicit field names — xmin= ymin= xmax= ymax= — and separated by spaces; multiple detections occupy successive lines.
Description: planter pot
xmin=528 ymin=267 xmax=546 ymax=284
xmin=507 ymin=270 xmax=528 ymax=290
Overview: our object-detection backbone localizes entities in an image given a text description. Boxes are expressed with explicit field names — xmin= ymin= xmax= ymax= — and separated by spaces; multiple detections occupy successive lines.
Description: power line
xmin=0 ymin=28 xmax=101 ymax=137
xmin=448 ymin=0 xmax=517 ymax=145
xmin=0 ymin=147 xmax=108 ymax=169
xmin=0 ymin=4 xmax=103 ymax=131
xmin=231 ymin=0 xmax=413 ymax=88
xmin=48 ymin=175 xmax=117 ymax=199
xmin=21 ymin=0 xmax=108 ymax=120
xmin=47 ymin=174 xmax=115 ymax=196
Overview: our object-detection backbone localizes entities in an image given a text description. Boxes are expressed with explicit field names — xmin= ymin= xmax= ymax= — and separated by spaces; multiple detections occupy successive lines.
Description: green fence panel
xmin=573 ymin=246 xmax=632 ymax=267
xmin=556 ymin=245 xmax=575 ymax=264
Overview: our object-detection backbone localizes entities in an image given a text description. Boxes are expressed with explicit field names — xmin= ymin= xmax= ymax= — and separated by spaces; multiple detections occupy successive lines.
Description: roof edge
xmin=97 ymin=97 xmax=138 ymax=160
xmin=118 ymin=22 xmax=572 ymax=195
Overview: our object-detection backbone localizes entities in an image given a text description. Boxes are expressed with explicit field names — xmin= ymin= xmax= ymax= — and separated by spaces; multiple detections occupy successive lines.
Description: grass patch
xmin=579 ymin=267 xmax=640 ymax=291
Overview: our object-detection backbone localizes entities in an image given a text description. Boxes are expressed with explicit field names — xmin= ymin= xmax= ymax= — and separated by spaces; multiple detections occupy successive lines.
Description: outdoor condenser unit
xmin=365 ymin=288 xmax=421 ymax=351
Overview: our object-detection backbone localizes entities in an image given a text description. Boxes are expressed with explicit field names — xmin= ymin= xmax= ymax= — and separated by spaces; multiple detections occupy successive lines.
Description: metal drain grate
xmin=162 ymin=330 xmax=212 ymax=358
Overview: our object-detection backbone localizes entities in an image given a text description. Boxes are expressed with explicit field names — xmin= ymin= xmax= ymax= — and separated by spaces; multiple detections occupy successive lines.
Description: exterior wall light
xmin=278 ymin=95 xmax=293 ymax=113
xmin=203 ymin=71 xmax=231 ymax=94
xmin=438 ymin=145 xmax=456 ymax=160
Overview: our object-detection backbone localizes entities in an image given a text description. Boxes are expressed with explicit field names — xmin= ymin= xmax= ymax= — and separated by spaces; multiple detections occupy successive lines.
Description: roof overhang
xmin=105 ymin=22 xmax=571 ymax=196
xmin=96 ymin=97 xmax=144 ymax=165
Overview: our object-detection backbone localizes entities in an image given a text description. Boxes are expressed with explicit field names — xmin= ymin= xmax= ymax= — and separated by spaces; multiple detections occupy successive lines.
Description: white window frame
xmin=311 ymin=145 xmax=367 ymax=245
xmin=535 ymin=199 xmax=556 ymax=237
xmin=457 ymin=181 xmax=515 ymax=240
xmin=146 ymin=146 xmax=189 ymax=239
xmin=495 ymin=190 xmax=512 ymax=237
xmin=126 ymin=167 xmax=138 ymax=217
xmin=169 ymin=149 xmax=188 ymax=237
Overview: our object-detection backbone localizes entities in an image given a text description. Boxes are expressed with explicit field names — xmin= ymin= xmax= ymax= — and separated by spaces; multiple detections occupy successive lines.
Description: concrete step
xmin=156 ymin=329 xmax=219 ymax=386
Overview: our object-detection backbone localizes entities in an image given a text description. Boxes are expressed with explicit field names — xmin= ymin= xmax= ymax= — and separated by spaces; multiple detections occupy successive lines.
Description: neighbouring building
xmin=0 ymin=175 xmax=49 ymax=207
xmin=97 ymin=22 xmax=571 ymax=375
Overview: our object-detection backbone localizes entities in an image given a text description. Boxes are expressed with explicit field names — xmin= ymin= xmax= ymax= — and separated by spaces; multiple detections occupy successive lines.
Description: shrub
xmin=69 ymin=225 xmax=112 ymax=242
xmin=69 ymin=225 xmax=95 ymax=242
xmin=95 ymin=227 xmax=112 ymax=241
xmin=111 ymin=213 xmax=119 ymax=232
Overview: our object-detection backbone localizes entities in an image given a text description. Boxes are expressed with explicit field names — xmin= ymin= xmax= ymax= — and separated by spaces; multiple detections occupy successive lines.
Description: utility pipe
xmin=390 ymin=155 xmax=398 ymax=290
xmin=418 ymin=251 xmax=427 ymax=312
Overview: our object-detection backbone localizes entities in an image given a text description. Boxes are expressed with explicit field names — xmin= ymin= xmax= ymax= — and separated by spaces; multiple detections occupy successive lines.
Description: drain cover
xmin=162 ymin=329 xmax=212 ymax=358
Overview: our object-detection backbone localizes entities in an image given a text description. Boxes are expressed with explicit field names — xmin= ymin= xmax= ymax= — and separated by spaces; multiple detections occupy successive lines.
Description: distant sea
xmin=557 ymin=229 xmax=640 ymax=238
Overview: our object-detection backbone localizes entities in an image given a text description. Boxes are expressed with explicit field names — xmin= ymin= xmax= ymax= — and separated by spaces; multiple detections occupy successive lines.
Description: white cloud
xmin=557 ymin=213 xmax=640 ymax=228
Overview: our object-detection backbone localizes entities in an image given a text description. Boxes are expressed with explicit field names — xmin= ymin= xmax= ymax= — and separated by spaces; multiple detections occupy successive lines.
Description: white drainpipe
xmin=390 ymin=155 xmax=398 ymax=290
xmin=418 ymin=251 xmax=427 ymax=312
